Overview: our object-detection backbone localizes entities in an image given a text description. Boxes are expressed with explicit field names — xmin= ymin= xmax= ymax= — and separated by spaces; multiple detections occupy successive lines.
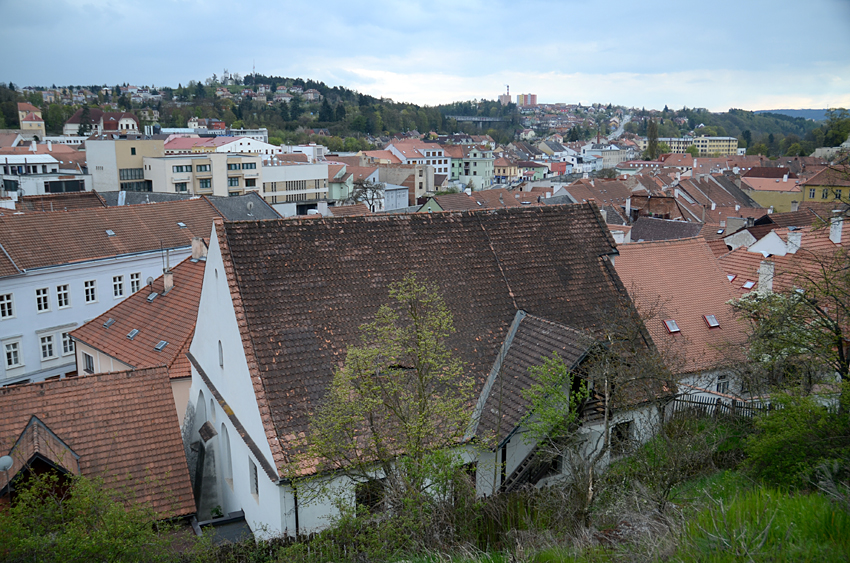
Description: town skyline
xmin=2 ymin=0 xmax=848 ymax=112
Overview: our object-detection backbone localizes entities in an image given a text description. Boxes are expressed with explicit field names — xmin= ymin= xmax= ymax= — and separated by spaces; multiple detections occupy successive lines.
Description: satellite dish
xmin=0 ymin=455 xmax=12 ymax=472
xmin=146 ymin=276 xmax=154 ymax=290
xmin=247 ymin=201 xmax=254 ymax=212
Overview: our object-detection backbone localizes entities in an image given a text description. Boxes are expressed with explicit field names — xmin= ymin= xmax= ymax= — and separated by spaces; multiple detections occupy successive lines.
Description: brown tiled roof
xmin=70 ymin=256 xmax=205 ymax=378
xmin=472 ymin=188 xmax=522 ymax=208
xmin=630 ymin=217 xmax=703 ymax=242
xmin=742 ymin=167 xmax=797 ymax=179
xmin=328 ymin=203 xmax=371 ymax=216
xmin=17 ymin=191 xmax=106 ymax=212
xmin=474 ymin=313 xmax=595 ymax=445
xmin=699 ymin=223 xmax=726 ymax=240
xmin=431 ymin=193 xmax=478 ymax=211
xmin=616 ymin=237 xmax=747 ymax=374
xmin=218 ymin=204 xmax=626 ymax=476
xmin=754 ymin=208 xmax=820 ymax=228
xmin=0 ymin=198 xmax=219 ymax=278
xmin=17 ymin=102 xmax=41 ymax=113
xmin=0 ymin=368 xmax=195 ymax=518
xmin=801 ymin=165 xmax=850 ymax=188
xmin=741 ymin=177 xmax=802 ymax=192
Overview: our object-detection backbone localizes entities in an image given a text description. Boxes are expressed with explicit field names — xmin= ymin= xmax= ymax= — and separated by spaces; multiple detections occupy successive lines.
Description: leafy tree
xmin=657 ymin=141 xmax=671 ymax=155
xmin=646 ymin=118 xmax=659 ymax=160
xmin=335 ymin=103 xmax=346 ymax=122
xmin=0 ymin=472 xmax=180 ymax=562
xmin=319 ymin=98 xmax=334 ymax=122
xmin=293 ymin=273 xmax=474 ymax=507
xmin=289 ymin=95 xmax=303 ymax=120
xmin=685 ymin=145 xmax=700 ymax=157
xmin=77 ymin=104 xmax=91 ymax=136
xmin=742 ymin=129 xmax=752 ymax=147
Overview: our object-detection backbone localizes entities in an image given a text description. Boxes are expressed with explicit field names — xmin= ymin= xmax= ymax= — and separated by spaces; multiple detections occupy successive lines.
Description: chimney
xmin=599 ymin=208 xmax=608 ymax=222
xmin=746 ymin=217 xmax=755 ymax=227
xmin=163 ymin=269 xmax=174 ymax=294
xmin=191 ymin=237 xmax=208 ymax=260
xmin=787 ymin=230 xmax=802 ymax=254
xmin=782 ymin=173 xmax=788 ymax=182
xmin=830 ymin=210 xmax=844 ymax=245
xmin=625 ymin=197 xmax=632 ymax=218
xmin=757 ymin=260 xmax=774 ymax=295
xmin=711 ymin=201 xmax=716 ymax=211
xmin=791 ymin=200 xmax=799 ymax=212
xmin=47 ymin=141 xmax=52 ymax=152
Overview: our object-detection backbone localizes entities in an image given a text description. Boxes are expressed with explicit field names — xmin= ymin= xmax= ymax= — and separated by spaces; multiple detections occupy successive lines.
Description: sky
xmin=2 ymin=0 xmax=849 ymax=112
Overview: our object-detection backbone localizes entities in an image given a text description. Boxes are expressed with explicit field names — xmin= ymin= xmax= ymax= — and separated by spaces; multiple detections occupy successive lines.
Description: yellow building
xmin=799 ymin=165 xmax=849 ymax=204
xmin=740 ymin=176 xmax=802 ymax=213
xmin=17 ymin=102 xmax=45 ymax=141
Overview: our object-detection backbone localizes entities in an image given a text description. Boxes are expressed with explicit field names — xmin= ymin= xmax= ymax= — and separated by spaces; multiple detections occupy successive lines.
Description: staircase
xmin=499 ymin=445 xmax=560 ymax=493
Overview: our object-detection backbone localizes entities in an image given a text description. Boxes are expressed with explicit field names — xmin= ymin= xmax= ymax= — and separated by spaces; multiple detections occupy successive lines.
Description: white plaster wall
xmin=1 ymin=248 xmax=191 ymax=384
xmin=747 ymin=231 xmax=787 ymax=257
xmin=87 ymin=141 xmax=119 ymax=192
xmin=74 ymin=341 xmax=133 ymax=375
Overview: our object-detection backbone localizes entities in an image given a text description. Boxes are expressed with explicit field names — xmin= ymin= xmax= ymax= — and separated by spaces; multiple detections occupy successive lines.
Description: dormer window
xmin=663 ymin=319 xmax=680 ymax=333
xmin=704 ymin=315 xmax=720 ymax=328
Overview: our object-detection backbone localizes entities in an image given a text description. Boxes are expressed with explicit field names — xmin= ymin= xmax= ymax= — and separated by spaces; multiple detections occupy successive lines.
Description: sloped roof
xmin=217 ymin=204 xmax=626 ymax=476
xmin=17 ymin=191 xmax=106 ymax=212
xmin=472 ymin=188 xmax=522 ymax=208
xmin=328 ymin=203 xmax=371 ymax=216
xmin=17 ymin=102 xmax=40 ymax=114
xmin=0 ymin=368 xmax=195 ymax=518
xmin=206 ymin=192 xmax=280 ymax=221
xmin=473 ymin=312 xmax=595 ymax=445
xmin=0 ymin=198 xmax=219 ymax=278
xmin=71 ymin=256 xmax=205 ymax=377
xmin=616 ymin=237 xmax=747 ymax=374
xmin=630 ymin=217 xmax=703 ymax=242
xmin=801 ymin=165 xmax=850 ymax=188
xmin=430 ymin=193 xmax=478 ymax=211
xmin=742 ymin=167 xmax=797 ymax=179
xmin=754 ymin=207 xmax=820 ymax=228
xmin=741 ymin=177 xmax=802 ymax=192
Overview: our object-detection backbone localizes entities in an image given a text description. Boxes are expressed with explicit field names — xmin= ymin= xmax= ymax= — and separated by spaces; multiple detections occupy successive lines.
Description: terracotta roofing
xmin=473 ymin=312 xmax=595 ymax=445
xmin=801 ymin=165 xmax=850 ymax=188
xmin=472 ymin=188 xmax=522 ymax=208
xmin=17 ymin=191 xmax=106 ymax=212
xmin=0 ymin=367 xmax=195 ymax=518
xmin=22 ymin=112 xmax=43 ymax=123
xmin=327 ymin=164 xmax=345 ymax=181
xmin=328 ymin=203 xmax=371 ymax=216
xmin=17 ymin=102 xmax=40 ymax=113
xmin=698 ymin=223 xmax=726 ymax=240
xmin=742 ymin=167 xmax=797 ymax=179
xmin=754 ymin=208 xmax=820 ymax=228
xmin=71 ymin=256 xmax=205 ymax=378
xmin=217 ymin=204 xmax=626 ymax=476
xmin=563 ymin=178 xmax=640 ymax=206
xmin=616 ymin=237 xmax=747 ymax=374
xmin=345 ymin=166 xmax=379 ymax=182
xmin=0 ymin=198 xmax=219 ymax=278
xmin=362 ymin=150 xmax=401 ymax=163
xmin=718 ymin=221 xmax=850 ymax=295
xmin=430 ymin=192 xmax=478 ymax=211
xmin=741 ymin=177 xmax=802 ymax=192
xmin=630 ymin=217 xmax=703 ymax=242
xmin=65 ymin=108 xmax=104 ymax=126
xmin=705 ymin=238 xmax=732 ymax=258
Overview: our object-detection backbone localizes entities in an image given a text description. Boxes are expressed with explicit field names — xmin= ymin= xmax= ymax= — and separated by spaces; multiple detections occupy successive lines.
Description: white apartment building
xmin=143 ymin=153 xmax=263 ymax=197
xmin=260 ymin=161 xmax=329 ymax=204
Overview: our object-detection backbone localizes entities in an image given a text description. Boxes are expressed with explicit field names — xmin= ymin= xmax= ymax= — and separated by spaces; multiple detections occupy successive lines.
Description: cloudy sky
xmin=2 ymin=0 xmax=849 ymax=111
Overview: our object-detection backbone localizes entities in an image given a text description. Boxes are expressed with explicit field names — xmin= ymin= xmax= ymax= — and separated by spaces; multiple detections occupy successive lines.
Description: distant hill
xmin=754 ymin=109 xmax=828 ymax=121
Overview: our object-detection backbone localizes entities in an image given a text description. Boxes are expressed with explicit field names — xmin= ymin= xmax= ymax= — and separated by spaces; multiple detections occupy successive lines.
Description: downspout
xmin=293 ymin=487 xmax=300 ymax=537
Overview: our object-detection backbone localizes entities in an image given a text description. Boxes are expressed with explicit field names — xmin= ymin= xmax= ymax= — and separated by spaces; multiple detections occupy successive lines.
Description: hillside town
xmin=1 ymin=76 xmax=849 ymax=560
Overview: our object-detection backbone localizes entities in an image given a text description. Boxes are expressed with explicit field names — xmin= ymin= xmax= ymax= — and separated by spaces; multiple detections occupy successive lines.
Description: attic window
xmin=704 ymin=314 xmax=720 ymax=328
xmin=102 ymin=318 xmax=115 ymax=328
xmin=154 ymin=340 xmax=168 ymax=351
xmin=663 ymin=319 xmax=681 ymax=333
xmin=127 ymin=329 xmax=139 ymax=340
xmin=177 ymin=221 xmax=187 ymax=228
xmin=727 ymin=274 xmax=736 ymax=282
xmin=105 ymin=229 xmax=116 ymax=237
xmin=716 ymin=229 xmax=724 ymax=234
xmin=742 ymin=280 xmax=756 ymax=290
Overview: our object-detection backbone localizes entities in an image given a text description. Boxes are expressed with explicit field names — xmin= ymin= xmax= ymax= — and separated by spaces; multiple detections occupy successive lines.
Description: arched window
xmin=221 ymin=423 xmax=233 ymax=488
xmin=197 ymin=390 xmax=207 ymax=423
xmin=209 ymin=398 xmax=216 ymax=422
xmin=218 ymin=340 xmax=224 ymax=367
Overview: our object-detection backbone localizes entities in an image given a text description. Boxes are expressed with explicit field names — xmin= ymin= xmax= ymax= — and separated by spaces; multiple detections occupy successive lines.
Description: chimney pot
xmin=830 ymin=210 xmax=844 ymax=245
xmin=163 ymin=270 xmax=174 ymax=294
xmin=191 ymin=237 xmax=207 ymax=260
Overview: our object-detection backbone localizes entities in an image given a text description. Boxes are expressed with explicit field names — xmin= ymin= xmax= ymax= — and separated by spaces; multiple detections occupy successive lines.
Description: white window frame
xmin=84 ymin=280 xmax=97 ymax=303
xmin=40 ymin=334 xmax=56 ymax=360
xmin=83 ymin=352 xmax=95 ymax=374
xmin=0 ymin=293 xmax=14 ymax=319
xmin=5 ymin=338 xmax=23 ymax=369
xmin=130 ymin=273 xmax=141 ymax=293
xmin=62 ymin=332 xmax=74 ymax=355
xmin=35 ymin=287 xmax=50 ymax=312
xmin=57 ymin=284 xmax=70 ymax=308
xmin=113 ymin=275 xmax=124 ymax=298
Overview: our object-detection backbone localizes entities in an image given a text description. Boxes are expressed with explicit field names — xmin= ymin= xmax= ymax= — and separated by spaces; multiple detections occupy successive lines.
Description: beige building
xmin=261 ymin=161 xmax=329 ymax=203
xmin=144 ymin=153 xmax=262 ymax=197
xmin=87 ymin=136 xmax=165 ymax=191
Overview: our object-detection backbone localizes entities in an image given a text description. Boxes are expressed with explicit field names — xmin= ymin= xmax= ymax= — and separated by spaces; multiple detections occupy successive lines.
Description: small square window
xmin=249 ymin=458 xmax=259 ymax=500
xmin=727 ymin=275 xmax=736 ymax=283
xmin=704 ymin=315 xmax=720 ymax=328
xmin=62 ymin=332 xmax=74 ymax=355
xmin=663 ymin=319 xmax=680 ymax=333
xmin=5 ymin=340 xmax=22 ymax=368
xmin=83 ymin=352 xmax=94 ymax=374
xmin=131 ymin=147 xmax=136 ymax=155
xmin=716 ymin=375 xmax=730 ymax=394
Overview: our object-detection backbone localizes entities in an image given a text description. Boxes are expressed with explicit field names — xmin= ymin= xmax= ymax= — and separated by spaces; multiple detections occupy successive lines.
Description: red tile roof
xmin=71 ymin=256 xmax=205 ymax=378
xmin=0 ymin=368 xmax=195 ymax=518
xmin=616 ymin=237 xmax=747 ymax=374
xmin=17 ymin=102 xmax=40 ymax=114
xmin=0 ymin=198 xmax=219 ymax=278
xmin=17 ymin=191 xmax=106 ymax=212
xmin=801 ymin=165 xmax=850 ymax=188
xmin=328 ymin=203 xmax=371 ymax=216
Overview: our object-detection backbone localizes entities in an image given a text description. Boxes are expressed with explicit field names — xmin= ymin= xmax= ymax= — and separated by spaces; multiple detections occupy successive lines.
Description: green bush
xmin=745 ymin=390 xmax=850 ymax=488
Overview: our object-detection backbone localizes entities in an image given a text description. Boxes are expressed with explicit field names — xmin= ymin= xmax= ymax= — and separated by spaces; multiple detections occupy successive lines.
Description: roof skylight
xmin=663 ymin=319 xmax=681 ymax=333
xmin=742 ymin=280 xmax=756 ymax=289
xmin=147 ymin=292 xmax=158 ymax=302
xmin=103 ymin=318 xmax=115 ymax=328
xmin=704 ymin=314 xmax=720 ymax=328
xmin=154 ymin=340 xmax=168 ymax=351
xmin=127 ymin=329 xmax=139 ymax=340
xmin=177 ymin=221 xmax=187 ymax=228
xmin=106 ymin=229 xmax=116 ymax=237
xmin=727 ymin=274 xmax=736 ymax=282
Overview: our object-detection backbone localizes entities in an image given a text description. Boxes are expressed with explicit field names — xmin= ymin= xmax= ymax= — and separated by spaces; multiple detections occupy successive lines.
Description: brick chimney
xmin=830 ymin=210 xmax=844 ymax=245
xmin=757 ymin=260 xmax=774 ymax=295
xmin=787 ymin=230 xmax=802 ymax=254
xmin=191 ymin=237 xmax=208 ymax=260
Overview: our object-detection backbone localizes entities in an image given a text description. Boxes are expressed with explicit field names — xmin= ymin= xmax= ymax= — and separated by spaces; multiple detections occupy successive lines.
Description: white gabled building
xmin=0 ymin=199 xmax=219 ymax=385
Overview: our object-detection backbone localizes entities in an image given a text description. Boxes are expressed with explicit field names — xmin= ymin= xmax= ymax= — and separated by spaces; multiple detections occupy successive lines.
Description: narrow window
xmin=62 ymin=332 xmax=74 ymax=355
xmin=40 ymin=335 xmax=55 ymax=360
xmin=5 ymin=341 xmax=21 ymax=368
xmin=218 ymin=340 xmax=224 ymax=367
xmin=130 ymin=273 xmax=141 ymax=293
xmin=249 ymin=458 xmax=259 ymax=500
xmin=57 ymin=284 xmax=70 ymax=308
xmin=113 ymin=275 xmax=124 ymax=298
xmin=0 ymin=294 xmax=14 ymax=318
xmin=36 ymin=288 xmax=50 ymax=312
xmin=84 ymin=280 xmax=97 ymax=303
xmin=83 ymin=352 xmax=94 ymax=374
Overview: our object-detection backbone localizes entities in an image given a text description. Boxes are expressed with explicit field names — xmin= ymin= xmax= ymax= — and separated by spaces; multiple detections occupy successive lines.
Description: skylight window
xmin=716 ymin=229 xmax=724 ymax=235
xmin=154 ymin=340 xmax=168 ymax=351
xmin=102 ymin=318 xmax=115 ymax=328
xmin=177 ymin=221 xmax=187 ymax=228
xmin=127 ymin=329 xmax=139 ymax=340
xmin=742 ymin=280 xmax=756 ymax=289
xmin=663 ymin=319 xmax=681 ymax=333
xmin=147 ymin=292 xmax=158 ymax=302
xmin=704 ymin=315 xmax=720 ymax=328
xmin=106 ymin=229 xmax=116 ymax=237
xmin=727 ymin=274 xmax=736 ymax=282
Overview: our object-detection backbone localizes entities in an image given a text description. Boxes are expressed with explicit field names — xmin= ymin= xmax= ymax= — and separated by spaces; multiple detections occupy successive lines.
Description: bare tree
xmin=350 ymin=178 xmax=385 ymax=211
